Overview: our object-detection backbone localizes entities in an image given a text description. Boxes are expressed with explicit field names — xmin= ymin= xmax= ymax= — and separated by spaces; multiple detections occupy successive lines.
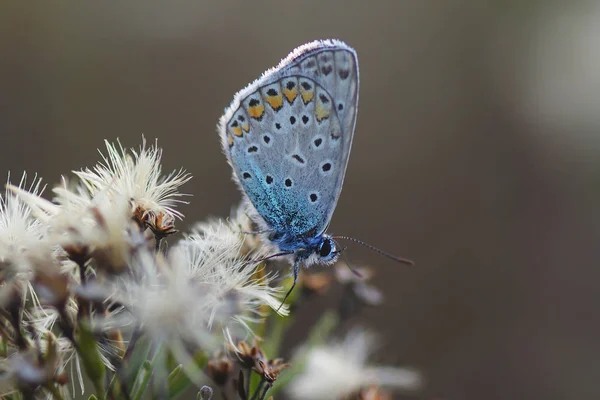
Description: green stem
xmin=132 ymin=361 xmax=153 ymax=400
xmin=131 ymin=341 xmax=164 ymax=400
xmin=258 ymin=383 xmax=271 ymax=400
xmin=250 ymin=379 xmax=265 ymax=400
xmin=244 ymin=367 xmax=252 ymax=398
xmin=119 ymin=324 xmax=143 ymax=370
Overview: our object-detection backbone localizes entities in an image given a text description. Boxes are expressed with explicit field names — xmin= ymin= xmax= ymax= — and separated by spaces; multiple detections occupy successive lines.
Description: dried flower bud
xmin=207 ymin=353 xmax=233 ymax=386
xmin=132 ymin=205 xmax=147 ymax=229
xmin=145 ymin=211 xmax=178 ymax=240
xmin=62 ymin=241 xmax=91 ymax=267
xmin=32 ymin=266 xmax=70 ymax=310
xmin=228 ymin=340 xmax=263 ymax=369
xmin=254 ymin=358 xmax=290 ymax=384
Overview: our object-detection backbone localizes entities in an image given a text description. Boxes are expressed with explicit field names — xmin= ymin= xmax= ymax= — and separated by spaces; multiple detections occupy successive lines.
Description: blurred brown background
xmin=2 ymin=2 xmax=599 ymax=399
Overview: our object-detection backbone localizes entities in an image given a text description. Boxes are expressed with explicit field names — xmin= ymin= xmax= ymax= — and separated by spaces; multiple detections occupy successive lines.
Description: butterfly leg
xmin=252 ymin=250 xmax=295 ymax=264
xmin=277 ymin=259 xmax=300 ymax=312
xmin=239 ymin=229 xmax=272 ymax=236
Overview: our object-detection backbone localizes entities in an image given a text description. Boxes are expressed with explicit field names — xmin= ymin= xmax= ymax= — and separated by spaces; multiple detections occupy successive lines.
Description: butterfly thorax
xmin=271 ymin=230 xmax=339 ymax=266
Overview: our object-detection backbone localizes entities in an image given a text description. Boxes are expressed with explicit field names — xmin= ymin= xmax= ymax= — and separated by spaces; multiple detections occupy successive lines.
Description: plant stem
xmin=250 ymin=379 xmax=265 ymax=400
xmin=116 ymin=323 xmax=142 ymax=371
xmin=132 ymin=363 xmax=153 ymax=400
xmin=258 ymin=383 xmax=271 ymax=400
xmin=245 ymin=367 xmax=252 ymax=398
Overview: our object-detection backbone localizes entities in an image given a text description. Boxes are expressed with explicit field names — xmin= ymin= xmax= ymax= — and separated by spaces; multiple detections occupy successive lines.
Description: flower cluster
xmin=0 ymin=138 xmax=421 ymax=400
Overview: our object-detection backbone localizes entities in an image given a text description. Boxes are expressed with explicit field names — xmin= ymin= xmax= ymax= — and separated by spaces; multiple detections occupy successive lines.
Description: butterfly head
xmin=316 ymin=235 xmax=338 ymax=263
xmin=294 ymin=234 xmax=341 ymax=268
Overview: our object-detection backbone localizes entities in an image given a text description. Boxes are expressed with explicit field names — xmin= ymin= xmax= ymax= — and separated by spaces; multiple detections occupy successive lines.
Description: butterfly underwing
xmin=218 ymin=39 xmax=359 ymax=296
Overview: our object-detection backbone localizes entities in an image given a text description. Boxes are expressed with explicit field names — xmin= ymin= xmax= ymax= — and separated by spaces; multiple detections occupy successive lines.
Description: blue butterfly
xmin=219 ymin=39 xmax=409 ymax=300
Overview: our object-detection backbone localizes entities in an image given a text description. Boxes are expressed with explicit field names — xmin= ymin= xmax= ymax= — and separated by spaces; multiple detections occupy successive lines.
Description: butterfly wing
xmin=219 ymin=39 xmax=359 ymax=239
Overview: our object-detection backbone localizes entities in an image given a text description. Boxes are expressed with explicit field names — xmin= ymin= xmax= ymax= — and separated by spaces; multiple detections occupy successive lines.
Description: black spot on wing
xmin=339 ymin=69 xmax=350 ymax=79
xmin=292 ymin=154 xmax=305 ymax=164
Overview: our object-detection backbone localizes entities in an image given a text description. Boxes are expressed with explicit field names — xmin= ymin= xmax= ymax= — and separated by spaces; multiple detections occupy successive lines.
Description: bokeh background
xmin=2 ymin=2 xmax=600 ymax=399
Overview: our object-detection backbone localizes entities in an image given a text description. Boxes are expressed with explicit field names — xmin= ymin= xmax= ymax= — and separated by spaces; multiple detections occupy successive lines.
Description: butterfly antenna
xmin=331 ymin=240 xmax=362 ymax=278
xmin=277 ymin=260 xmax=299 ymax=312
xmin=332 ymin=236 xmax=415 ymax=265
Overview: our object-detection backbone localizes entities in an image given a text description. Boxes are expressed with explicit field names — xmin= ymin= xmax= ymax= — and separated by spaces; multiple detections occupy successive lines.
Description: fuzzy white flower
xmin=29 ymin=308 xmax=121 ymax=398
xmin=189 ymin=217 xmax=251 ymax=262
xmin=11 ymin=178 xmax=141 ymax=273
xmin=179 ymin=221 xmax=288 ymax=329
xmin=74 ymin=138 xmax=191 ymax=223
xmin=287 ymin=329 xmax=421 ymax=400
xmin=0 ymin=173 xmax=55 ymax=314
xmin=109 ymin=221 xmax=288 ymax=384
xmin=109 ymin=247 xmax=216 ymax=385
xmin=226 ymin=202 xmax=263 ymax=255
xmin=0 ymin=173 xmax=46 ymax=275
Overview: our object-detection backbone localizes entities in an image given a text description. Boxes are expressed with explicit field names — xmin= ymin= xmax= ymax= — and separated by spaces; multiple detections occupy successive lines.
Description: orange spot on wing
xmin=227 ymin=133 xmax=234 ymax=147
xmin=242 ymin=123 xmax=250 ymax=132
xmin=300 ymin=88 xmax=314 ymax=104
xmin=265 ymin=94 xmax=283 ymax=111
xmin=283 ymin=87 xmax=298 ymax=103
xmin=315 ymin=104 xmax=330 ymax=122
xmin=248 ymin=104 xmax=265 ymax=119
xmin=232 ymin=125 xmax=243 ymax=137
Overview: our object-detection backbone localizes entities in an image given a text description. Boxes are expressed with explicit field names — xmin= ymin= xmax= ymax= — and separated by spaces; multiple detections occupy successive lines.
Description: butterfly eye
xmin=318 ymin=239 xmax=332 ymax=258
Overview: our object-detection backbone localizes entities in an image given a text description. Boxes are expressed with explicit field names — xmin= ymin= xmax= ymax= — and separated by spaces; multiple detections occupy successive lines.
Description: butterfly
xmin=218 ymin=39 xmax=410 ymax=301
